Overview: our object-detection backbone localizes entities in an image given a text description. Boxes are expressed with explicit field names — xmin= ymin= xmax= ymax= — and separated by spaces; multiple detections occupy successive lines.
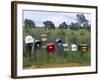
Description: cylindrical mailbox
xmin=56 ymin=39 xmax=62 ymax=43
xmin=46 ymin=43 xmax=55 ymax=53
xmin=34 ymin=40 xmax=41 ymax=48
xmin=25 ymin=35 xmax=35 ymax=44
xmin=55 ymin=38 xmax=62 ymax=47
xmin=71 ymin=44 xmax=77 ymax=52
xmin=79 ymin=44 xmax=88 ymax=52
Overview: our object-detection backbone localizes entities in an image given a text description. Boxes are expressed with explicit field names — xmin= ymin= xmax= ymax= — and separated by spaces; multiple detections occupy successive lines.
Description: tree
xmin=69 ymin=22 xmax=79 ymax=30
xmin=43 ymin=21 xmax=55 ymax=30
xmin=76 ymin=14 xmax=89 ymax=29
xmin=24 ymin=19 xmax=36 ymax=28
xmin=84 ymin=24 xmax=91 ymax=31
xmin=59 ymin=22 xmax=68 ymax=29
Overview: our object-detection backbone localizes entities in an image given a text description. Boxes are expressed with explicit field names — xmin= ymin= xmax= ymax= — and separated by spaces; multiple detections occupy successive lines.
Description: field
xmin=23 ymin=28 xmax=91 ymax=69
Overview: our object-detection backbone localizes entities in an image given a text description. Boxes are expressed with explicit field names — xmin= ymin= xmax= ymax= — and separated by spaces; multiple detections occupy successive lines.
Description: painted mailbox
xmin=71 ymin=44 xmax=77 ymax=52
xmin=79 ymin=44 xmax=88 ymax=52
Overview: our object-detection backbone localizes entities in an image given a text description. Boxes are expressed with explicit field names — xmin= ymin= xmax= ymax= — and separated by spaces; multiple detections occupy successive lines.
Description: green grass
xmin=23 ymin=56 xmax=33 ymax=67
xmin=23 ymin=50 xmax=91 ymax=68
xmin=23 ymin=28 xmax=91 ymax=68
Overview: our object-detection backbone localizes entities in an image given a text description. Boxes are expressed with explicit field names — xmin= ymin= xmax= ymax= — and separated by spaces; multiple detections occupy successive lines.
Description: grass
xmin=23 ymin=29 xmax=91 ymax=68
xmin=23 ymin=50 xmax=91 ymax=68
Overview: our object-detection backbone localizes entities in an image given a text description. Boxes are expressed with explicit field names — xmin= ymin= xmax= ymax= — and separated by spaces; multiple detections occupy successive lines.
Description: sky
xmin=23 ymin=10 xmax=91 ymax=27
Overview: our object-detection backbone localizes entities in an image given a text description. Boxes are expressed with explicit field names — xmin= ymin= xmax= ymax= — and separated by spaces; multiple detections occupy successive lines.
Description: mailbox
xmin=79 ymin=44 xmax=88 ymax=52
xmin=25 ymin=35 xmax=35 ymax=60
xmin=25 ymin=35 xmax=34 ymax=44
xmin=56 ymin=39 xmax=62 ymax=43
xmin=55 ymin=38 xmax=62 ymax=47
xmin=41 ymin=34 xmax=47 ymax=37
xmin=62 ymin=44 xmax=69 ymax=51
xmin=34 ymin=40 xmax=41 ymax=48
xmin=46 ymin=43 xmax=55 ymax=53
xmin=71 ymin=44 xmax=77 ymax=51
xmin=41 ymin=38 xmax=47 ymax=42
xmin=41 ymin=34 xmax=47 ymax=42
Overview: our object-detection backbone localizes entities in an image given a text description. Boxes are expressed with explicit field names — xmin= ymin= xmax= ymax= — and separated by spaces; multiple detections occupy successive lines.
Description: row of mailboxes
xmin=54 ymin=38 xmax=88 ymax=52
xmin=46 ymin=43 xmax=88 ymax=53
xmin=25 ymin=35 xmax=88 ymax=53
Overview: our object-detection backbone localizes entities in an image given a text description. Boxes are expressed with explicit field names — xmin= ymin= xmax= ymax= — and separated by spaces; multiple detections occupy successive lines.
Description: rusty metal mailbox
xmin=79 ymin=44 xmax=88 ymax=52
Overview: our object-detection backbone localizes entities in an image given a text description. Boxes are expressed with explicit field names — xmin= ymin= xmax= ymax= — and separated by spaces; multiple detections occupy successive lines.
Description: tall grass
xmin=23 ymin=29 xmax=91 ymax=68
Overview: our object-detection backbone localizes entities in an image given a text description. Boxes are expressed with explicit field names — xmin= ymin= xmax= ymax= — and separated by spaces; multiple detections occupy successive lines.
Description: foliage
xmin=76 ymin=14 xmax=90 ymax=30
xmin=59 ymin=22 xmax=68 ymax=29
xmin=70 ymin=22 xmax=79 ymax=30
xmin=24 ymin=19 xmax=36 ymax=29
xmin=43 ymin=20 xmax=55 ymax=30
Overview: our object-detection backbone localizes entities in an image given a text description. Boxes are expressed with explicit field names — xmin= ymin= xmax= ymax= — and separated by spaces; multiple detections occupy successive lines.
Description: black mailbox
xmin=34 ymin=40 xmax=41 ymax=48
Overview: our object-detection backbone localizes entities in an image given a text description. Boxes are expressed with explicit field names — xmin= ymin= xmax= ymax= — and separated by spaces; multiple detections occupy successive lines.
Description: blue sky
xmin=23 ymin=10 xmax=91 ymax=27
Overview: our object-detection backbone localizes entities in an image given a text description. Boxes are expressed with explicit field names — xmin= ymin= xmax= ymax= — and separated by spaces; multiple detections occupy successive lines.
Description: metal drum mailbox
xmin=55 ymin=38 xmax=62 ymax=47
xmin=25 ymin=35 xmax=34 ymax=44
xmin=56 ymin=39 xmax=62 ymax=43
xmin=46 ymin=43 xmax=55 ymax=54
xmin=79 ymin=44 xmax=88 ymax=52
xmin=34 ymin=40 xmax=41 ymax=49
xmin=71 ymin=44 xmax=77 ymax=52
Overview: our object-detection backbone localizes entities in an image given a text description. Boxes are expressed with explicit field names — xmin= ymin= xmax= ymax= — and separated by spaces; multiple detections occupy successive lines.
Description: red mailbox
xmin=46 ymin=43 xmax=55 ymax=53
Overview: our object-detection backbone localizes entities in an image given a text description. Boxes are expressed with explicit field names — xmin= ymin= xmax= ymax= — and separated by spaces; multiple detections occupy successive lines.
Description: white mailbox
xmin=41 ymin=34 xmax=47 ymax=42
xmin=62 ymin=44 xmax=69 ymax=51
xmin=41 ymin=38 xmax=47 ymax=42
xmin=41 ymin=34 xmax=47 ymax=37
xmin=25 ymin=35 xmax=34 ymax=44
xmin=71 ymin=44 xmax=77 ymax=51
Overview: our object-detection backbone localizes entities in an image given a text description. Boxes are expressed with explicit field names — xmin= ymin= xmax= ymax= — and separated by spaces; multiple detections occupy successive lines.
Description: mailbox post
xmin=46 ymin=43 xmax=55 ymax=54
xmin=25 ymin=35 xmax=35 ymax=60
xmin=55 ymin=38 xmax=63 ymax=57
xmin=70 ymin=44 xmax=77 ymax=62
xmin=71 ymin=44 xmax=77 ymax=52
xmin=41 ymin=34 xmax=47 ymax=49
xmin=62 ymin=43 xmax=69 ymax=58
xmin=46 ymin=43 xmax=56 ymax=62
xmin=79 ymin=44 xmax=88 ymax=63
